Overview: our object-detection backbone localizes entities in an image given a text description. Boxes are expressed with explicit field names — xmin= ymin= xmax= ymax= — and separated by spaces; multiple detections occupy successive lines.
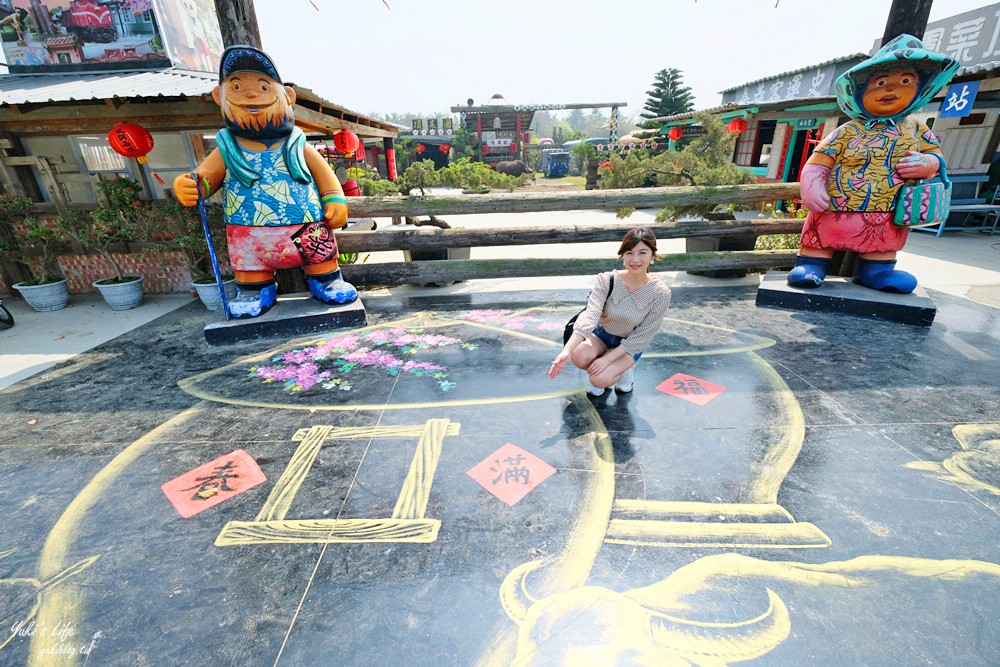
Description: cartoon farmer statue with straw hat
xmin=790 ymin=35 xmax=959 ymax=294
xmin=173 ymin=45 xmax=357 ymax=318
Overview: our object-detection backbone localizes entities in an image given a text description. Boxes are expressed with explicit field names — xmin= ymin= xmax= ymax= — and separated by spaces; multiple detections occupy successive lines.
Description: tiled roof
xmin=718 ymin=53 xmax=868 ymax=94
xmin=653 ymin=97 xmax=838 ymax=124
xmin=957 ymin=60 xmax=1000 ymax=76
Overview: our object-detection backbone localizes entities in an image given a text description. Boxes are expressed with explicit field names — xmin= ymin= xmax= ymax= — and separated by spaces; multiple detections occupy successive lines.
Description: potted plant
xmin=155 ymin=200 xmax=235 ymax=311
xmin=65 ymin=177 xmax=150 ymax=310
xmin=0 ymin=194 xmax=71 ymax=311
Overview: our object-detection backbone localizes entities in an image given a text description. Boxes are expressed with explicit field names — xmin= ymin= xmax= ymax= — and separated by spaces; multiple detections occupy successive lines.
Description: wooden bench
xmin=913 ymin=174 xmax=999 ymax=237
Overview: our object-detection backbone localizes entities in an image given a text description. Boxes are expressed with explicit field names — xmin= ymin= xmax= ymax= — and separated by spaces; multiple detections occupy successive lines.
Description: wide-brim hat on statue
xmin=835 ymin=34 xmax=959 ymax=127
xmin=219 ymin=45 xmax=282 ymax=85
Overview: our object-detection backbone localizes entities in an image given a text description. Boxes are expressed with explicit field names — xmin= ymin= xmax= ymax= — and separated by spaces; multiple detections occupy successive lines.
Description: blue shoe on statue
xmin=853 ymin=259 xmax=917 ymax=294
xmin=227 ymin=283 xmax=277 ymax=319
xmin=787 ymin=255 xmax=831 ymax=289
xmin=307 ymin=270 xmax=358 ymax=305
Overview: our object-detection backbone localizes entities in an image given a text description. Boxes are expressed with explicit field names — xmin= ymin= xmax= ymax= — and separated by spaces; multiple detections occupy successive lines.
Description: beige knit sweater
xmin=572 ymin=270 xmax=672 ymax=356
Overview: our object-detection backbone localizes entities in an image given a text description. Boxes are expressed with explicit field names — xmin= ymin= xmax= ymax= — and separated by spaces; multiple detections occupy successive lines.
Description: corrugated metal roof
xmin=0 ymin=68 xmax=217 ymax=105
xmin=0 ymin=68 xmax=399 ymax=135
xmin=718 ymin=53 xmax=867 ymax=93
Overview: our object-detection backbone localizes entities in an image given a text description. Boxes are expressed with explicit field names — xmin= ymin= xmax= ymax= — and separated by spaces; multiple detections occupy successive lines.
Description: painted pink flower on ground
xmin=250 ymin=325 xmax=467 ymax=394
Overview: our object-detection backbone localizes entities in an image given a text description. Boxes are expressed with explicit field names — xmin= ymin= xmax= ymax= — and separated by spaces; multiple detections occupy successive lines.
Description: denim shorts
xmin=593 ymin=326 xmax=642 ymax=361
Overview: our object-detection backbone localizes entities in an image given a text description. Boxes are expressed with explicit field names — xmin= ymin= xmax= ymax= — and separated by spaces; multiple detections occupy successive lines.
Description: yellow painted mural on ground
xmin=493 ymin=554 xmax=1000 ymax=666
xmin=907 ymin=423 xmax=1000 ymax=496
xmin=216 ymin=419 xmax=459 ymax=546
xmin=0 ymin=551 xmax=98 ymax=652
xmin=11 ymin=305 xmax=999 ymax=667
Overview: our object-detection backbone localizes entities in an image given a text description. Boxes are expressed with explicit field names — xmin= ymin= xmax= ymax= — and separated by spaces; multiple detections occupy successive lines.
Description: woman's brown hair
xmin=617 ymin=227 xmax=658 ymax=258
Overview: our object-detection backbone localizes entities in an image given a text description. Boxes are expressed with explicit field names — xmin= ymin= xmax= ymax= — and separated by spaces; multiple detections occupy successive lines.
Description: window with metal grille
xmin=75 ymin=136 xmax=127 ymax=172
xmin=733 ymin=119 xmax=760 ymax=166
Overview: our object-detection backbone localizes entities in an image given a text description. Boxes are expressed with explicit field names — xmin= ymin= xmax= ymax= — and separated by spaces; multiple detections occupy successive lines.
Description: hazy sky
xmin=256 ymin=0 xmax=989 ymax=120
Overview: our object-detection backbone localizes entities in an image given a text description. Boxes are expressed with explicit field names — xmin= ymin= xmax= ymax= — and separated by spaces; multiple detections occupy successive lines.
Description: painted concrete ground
xmin=1 ymin=285 xmax=999 ymax=666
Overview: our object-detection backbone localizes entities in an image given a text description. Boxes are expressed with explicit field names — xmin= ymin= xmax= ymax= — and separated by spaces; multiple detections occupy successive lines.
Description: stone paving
xmin=1 ymin=282 xmax=999 ymax=666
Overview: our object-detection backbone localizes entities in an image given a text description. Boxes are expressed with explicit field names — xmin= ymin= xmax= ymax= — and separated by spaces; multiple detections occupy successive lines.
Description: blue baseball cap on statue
xmin=218 ymin=45 xmax=282 ymax=85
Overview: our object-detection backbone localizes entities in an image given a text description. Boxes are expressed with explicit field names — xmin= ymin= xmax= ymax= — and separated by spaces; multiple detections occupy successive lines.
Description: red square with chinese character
xmin=467 ymin=444 xmax=556 ymax=506
xmin=656 ymin=373 xmax=726 ymax=406
xmin=162 ymin=449 xmax=266 ymax=519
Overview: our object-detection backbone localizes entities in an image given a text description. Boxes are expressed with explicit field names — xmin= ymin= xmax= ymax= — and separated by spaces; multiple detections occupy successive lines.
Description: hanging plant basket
xmin=93 ymin=276 xmax=144 ymax=310
xmin=12 ymin=278 xmax=69 ymax=312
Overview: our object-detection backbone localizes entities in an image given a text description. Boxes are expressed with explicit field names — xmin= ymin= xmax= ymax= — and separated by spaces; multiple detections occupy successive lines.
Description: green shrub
xmin=358 ymin=178 xmax=400 ymax=197
xmin=65 ymin=177 xmax=155 ymax=282
xmin=398 ymin=160 xmax=440 ymax=195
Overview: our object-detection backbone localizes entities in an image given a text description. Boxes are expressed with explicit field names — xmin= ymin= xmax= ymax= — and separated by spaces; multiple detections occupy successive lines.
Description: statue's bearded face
xmin=214 ymin=73 xmax=295 ymax=141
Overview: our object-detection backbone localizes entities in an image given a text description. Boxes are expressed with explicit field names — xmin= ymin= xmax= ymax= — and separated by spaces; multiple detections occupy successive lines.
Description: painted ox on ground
xmin=500 ymin=560 xmax=789 ymax=666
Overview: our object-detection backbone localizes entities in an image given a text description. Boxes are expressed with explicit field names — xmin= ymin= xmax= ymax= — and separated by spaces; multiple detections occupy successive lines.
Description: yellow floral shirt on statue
xmin=813 ymin=119 xmax=941 ymax=212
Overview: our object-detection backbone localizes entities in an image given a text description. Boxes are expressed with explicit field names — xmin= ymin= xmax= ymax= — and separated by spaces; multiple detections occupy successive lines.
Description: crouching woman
xmin=548 ymin=227 xmax=672 ymax=396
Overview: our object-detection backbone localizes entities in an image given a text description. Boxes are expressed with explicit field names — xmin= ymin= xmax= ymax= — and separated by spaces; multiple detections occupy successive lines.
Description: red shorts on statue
xmin=800 ymin=210 xmax=908 ymax=254
xmin=227 ymin=224 xmax=339 ymax=272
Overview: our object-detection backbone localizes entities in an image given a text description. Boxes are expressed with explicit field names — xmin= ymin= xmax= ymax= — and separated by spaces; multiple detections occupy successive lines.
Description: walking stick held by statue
xmin=194 ymin=173 xmax=231 ymax=320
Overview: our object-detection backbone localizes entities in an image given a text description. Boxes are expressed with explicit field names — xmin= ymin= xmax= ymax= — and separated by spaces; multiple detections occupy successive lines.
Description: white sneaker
xmin=615 ymin=366 xmax=635 ymax=393
xmin=586 ymin=380 xmax=605 ymax=396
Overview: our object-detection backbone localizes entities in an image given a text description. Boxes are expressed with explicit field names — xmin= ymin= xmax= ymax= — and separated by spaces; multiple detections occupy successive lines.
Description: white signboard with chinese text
xmin=872 ymin=4 xmax=1000 ymax=70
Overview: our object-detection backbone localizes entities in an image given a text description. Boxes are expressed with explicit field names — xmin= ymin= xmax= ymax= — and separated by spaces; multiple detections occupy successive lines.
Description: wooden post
xmin=585 ymin=159 xmax=598 ymax=191
xmin=213 ymin=0 xmax=262 ymax=48
xmin=383 ymin=137 xmax=397 ymax=181
xmin=476 ymin=115 xmax=483 ymax=160
xmin=882 ymin=0 xmax=932 ymax=42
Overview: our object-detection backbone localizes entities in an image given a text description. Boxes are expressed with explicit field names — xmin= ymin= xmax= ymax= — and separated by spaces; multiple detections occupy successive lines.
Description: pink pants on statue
xmin=800 ymin=210 xmax=908 ymax=254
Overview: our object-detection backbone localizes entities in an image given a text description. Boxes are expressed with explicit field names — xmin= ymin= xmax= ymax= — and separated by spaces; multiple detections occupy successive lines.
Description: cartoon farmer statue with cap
xmin=173 ymin=45 xmax=357 ymax=318
xmin=790 ymin=35 xmax=959 ymax=294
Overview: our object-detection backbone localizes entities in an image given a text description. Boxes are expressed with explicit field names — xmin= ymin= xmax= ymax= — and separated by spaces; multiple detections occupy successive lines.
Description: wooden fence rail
xmin=345 ymin=183 xmax=801 ymax=218
xmin=337 ymin=218 xmax=805 ymax=252
xmin=340 ymin=251 xmax=798 ymax=287
xmin=336 ymin=182 xmax=804 ymax=286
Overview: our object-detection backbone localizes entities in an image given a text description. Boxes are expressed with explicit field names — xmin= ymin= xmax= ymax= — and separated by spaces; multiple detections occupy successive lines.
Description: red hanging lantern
xmin=333 ymin=130 xmax=360 ymax=154
xmin=510 ymin=142 xmax=518 ymax=153
xmin=416 ymin=143 xmax=426 ymax=154
xmin=667 ymin=126 xmax=683 ymax=141
xmin=440 ymin=144 xmax=451 ymax=154
xmin=109 ymin=122 xmax=153 ymax=161
xmin=482 ymin=144 xmax=490 ymax=155
xmin=727 ymin=118 xmax=748 ymax=134
xmin=108 ymin=122 xmax=163 ymax=184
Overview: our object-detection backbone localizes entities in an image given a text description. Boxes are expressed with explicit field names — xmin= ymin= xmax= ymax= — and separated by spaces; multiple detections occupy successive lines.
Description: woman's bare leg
xmin=590 ymin=355 xmax=635 ymax=389
xmin=570 ymin=335 xmax=607 ymax=370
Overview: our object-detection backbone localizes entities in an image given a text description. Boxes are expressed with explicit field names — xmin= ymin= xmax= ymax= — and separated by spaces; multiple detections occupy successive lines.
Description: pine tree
xmin=567 ymin=109 xmax=587 ymax=132
xmin=639 ymin=69 xmax=694 ymax=129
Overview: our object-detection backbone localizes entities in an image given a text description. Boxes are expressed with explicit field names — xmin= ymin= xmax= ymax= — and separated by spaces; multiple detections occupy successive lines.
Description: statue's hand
xmin=324 ymin=202 xmax=348 ymax=230
xmin=800 ymin=162 xmax=832 ymax=213
xmin=172 ymin=173 xmax=201 ymax=207
xmin=896 ymin=151 xmax=940 ymax=181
